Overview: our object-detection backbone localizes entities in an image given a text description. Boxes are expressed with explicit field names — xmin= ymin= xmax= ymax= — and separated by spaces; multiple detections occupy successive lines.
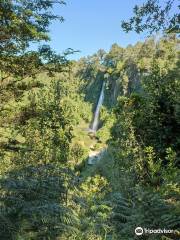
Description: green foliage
xmin=96 ymin=107 xmax=116 ymax=143
xmin=0 ymin=164 xmax=76 ymax=240
xmin=0 ymin=68 xmax=85 ymax=239
xmin=111 ymin=188 xmax=180 ymax=239
xmin=11 ymin=80 xmax=73 ymax=166
xmin=0 ymin=0 xmax=71 ymax=79
xmin=0 ymin=0 xmax=65 ymax=52
xmin=108 ymin=37 xmax=180 ymax=239
xmin=121 ymin=0 xmax=180 ymax=34
xmin=70 ymin=142 xmax=88 ymax=165
xmin=71 ymin=175 xmax=113 ymax=240
xmin=0 ymin=4 xmax=180 ymax=237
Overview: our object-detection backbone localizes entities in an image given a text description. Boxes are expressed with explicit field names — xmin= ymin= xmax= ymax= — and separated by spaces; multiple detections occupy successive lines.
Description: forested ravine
xmin=69 ymin=36 xmax=180 ymax=240
xmin=0 ymin=8 xmax=180 ymax=238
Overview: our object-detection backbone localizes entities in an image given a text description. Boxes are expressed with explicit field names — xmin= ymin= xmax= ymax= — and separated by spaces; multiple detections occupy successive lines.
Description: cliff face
xmin=77 ymin=68 xmax=141 ymax=110
xmin=75 ymin=42 xmax=148 ymax=109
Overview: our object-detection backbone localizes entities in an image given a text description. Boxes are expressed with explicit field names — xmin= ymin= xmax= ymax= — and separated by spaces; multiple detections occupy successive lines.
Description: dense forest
xmin=0 ymin=1 xmax=180 ymax=239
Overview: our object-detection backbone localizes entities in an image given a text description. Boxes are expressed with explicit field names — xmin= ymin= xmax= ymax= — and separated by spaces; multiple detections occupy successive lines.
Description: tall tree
xmin=0 ymin=0 xmax=68 ymax=79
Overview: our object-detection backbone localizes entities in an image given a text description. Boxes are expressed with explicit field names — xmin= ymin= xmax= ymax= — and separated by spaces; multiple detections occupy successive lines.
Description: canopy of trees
xmin=0 ymin=0 xmax=70 ymax=80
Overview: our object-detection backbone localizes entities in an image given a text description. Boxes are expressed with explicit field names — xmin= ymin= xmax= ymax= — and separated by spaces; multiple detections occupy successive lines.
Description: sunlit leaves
xmin=121 ymin=0 xmax=180 ymax=34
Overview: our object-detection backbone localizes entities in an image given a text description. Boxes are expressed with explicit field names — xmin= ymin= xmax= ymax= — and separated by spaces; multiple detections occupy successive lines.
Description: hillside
xmin=0 ymin=35 xmax=180 ymax=239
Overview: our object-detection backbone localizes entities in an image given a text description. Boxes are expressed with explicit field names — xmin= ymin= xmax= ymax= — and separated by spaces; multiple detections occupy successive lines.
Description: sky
xmin=46 ymin=0 xmax=147 ymax=59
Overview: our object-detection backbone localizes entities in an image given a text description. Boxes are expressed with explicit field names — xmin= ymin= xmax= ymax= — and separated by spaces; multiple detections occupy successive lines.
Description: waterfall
xmin=90 ymin=81 xmax=105 ymax=132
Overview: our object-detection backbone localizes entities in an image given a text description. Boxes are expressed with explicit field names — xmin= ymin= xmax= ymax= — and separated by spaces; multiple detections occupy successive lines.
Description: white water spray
xmin=91 ymin=81 xmax=105 ymax=132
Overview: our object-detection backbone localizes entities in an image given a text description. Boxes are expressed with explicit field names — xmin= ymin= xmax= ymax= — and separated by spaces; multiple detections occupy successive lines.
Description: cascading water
xmin=90 ymin=81 xmax=105 ymax=132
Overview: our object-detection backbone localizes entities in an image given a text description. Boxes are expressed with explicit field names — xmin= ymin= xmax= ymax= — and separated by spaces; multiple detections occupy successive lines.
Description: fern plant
xmin=0 ymin=164 xmax=78 ymax=240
